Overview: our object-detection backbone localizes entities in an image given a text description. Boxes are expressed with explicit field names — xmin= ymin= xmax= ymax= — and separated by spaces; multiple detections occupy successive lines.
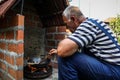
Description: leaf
xmin=110 ymin=14 xmax=120 ymax=43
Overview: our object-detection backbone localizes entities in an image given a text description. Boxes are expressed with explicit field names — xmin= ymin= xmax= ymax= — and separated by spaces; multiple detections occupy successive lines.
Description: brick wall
xmin=45 ymin=26 xmax=67 ymax=68
xmin=22 ymin=0 xmax=67 ymax=69
xmin=0 ymin=14 xmax=24 ymax=80
xmin=23 ymin=1 xmax=45 ymax=59
xmin=45 ymin=26 xmax=66 ymax=53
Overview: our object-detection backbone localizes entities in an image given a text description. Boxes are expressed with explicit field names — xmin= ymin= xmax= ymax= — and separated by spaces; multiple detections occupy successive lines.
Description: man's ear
xmin=70 ymin=16 xmax=75 ymax=22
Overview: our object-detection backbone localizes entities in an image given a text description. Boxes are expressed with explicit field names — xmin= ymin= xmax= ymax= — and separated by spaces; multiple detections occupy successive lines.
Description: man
xmin=49 ymin=6 xmax=120 ymax=80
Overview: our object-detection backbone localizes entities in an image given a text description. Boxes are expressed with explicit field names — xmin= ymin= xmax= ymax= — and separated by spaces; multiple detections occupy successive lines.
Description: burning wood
xmin=28 ymin=64 xmax=48 ymax=73
xmin=24 ymin=65 xmax=52 ymax=79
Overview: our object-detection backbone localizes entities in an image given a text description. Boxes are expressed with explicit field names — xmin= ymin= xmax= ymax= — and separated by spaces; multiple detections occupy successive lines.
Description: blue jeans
xmin=58 ymin=52 xmax=120 ymax=80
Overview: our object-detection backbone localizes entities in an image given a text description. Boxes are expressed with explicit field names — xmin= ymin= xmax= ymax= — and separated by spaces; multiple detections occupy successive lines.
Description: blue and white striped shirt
xmin=68 ymin=18 xmax=120 ymax=65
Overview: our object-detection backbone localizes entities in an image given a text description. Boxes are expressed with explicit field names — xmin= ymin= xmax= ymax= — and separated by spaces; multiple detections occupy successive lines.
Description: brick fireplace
xmin=0 ymin=14 xmax=24 ymax=80
xmin=0 ymin=0 xmax=68 ymax=80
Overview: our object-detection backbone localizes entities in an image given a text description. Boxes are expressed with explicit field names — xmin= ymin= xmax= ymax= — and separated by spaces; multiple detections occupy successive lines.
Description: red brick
xmin=8 ymin=67 xmax=23 ymax=80
xmin=25 ymin=20 xmax=37 ymax=27
xmin=0 ymin=42 xmax=6 ymax=49
xmin=16 ymin=57 xmax=23 ymax=66
xmin=16 ymin=70 xmax=23 ymax=80
xmin=0 ymin=52 xmax=4 ymax=60
xmin=33 ymin=15 xmax=40 ymax=21
xmin=8 ymin=44 xmax=16 ymax=52
xmin=46 ymin=27 xmax=57 ymax=33
xmin=47 ymin=41 xmax=55 ymax=46
xmin=17 ymin=43 xmax=24 ymax=54
xmin=0 ymin=13 xmax=16 ymax=28
xmin=25 ymin=14 xmax=31 ymax=21
xmin=0 ymin=72 xmax=4 ymax=80
xmin=46 ymin=34 xmax=54 ymax=39
xmin=5 ymin=14 xmax=25 ymax=27
xmin=4 ymin=75 xmax=13 ymax=80
xmin=0 ymin=62 xmax=6 ymax=71
xmin=0 ymin=16 xmax=8 ymax=28
xmin=45 ymin=47 xmax=52 ymax=52
xmin=0 ymin=13 xmax=24 ymax=28
xmin=16 ymin=30 xmax=24 ymax=40
xmin=54 ymin=34 xmax=65 ymax=40
xmin=37 ymin=22 xmax=43 ymax=28
xmin=0 ymin=11 xmax=21 ymax=28
xmin=57 ymin=26 xmax=66 ymax=32
xmin=8 ymin=43 xmax=24 ymax=54
xmin=0 ymin=32 xmax=5 ymax=39
xmin=8 ymin=67 xmax=16 ymax=79
xmin=4 ymin=54 xmax=14 ymax=65
xmin=7 ymin=16 xmax=16 ymax=27
xmin=6 ymin=31 xmax=14 ymax=40
xmin=31 ymin=21 xmax=37 ymax=27
xmin=24 ymin=18 xmax=30 ymax=25
xmin=16 ymin=14 xmax=24 ymax=26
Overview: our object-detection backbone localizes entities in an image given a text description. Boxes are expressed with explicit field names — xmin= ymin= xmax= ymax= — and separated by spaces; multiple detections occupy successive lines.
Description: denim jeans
xmin=58 ymin=52 xmax=120 ymax=80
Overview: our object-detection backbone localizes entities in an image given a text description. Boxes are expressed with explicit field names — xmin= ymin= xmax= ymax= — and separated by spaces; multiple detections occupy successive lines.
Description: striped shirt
xmin=68 ymin=18 xmax=120 ymax=65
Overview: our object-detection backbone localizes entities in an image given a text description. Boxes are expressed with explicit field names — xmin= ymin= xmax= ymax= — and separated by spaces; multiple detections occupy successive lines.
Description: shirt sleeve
xmin=68 ymin=21 xmax=97 ymax=48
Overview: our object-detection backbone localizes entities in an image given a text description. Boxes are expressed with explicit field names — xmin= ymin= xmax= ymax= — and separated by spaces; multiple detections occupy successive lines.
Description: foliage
xmin=109 ymin=15 xmax=120 ymax=43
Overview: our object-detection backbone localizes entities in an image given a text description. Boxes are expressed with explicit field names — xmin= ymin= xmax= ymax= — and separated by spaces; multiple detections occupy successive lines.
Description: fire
xmin=28 ymin=64 xmax=37 ymax=73
xmin=28 ymin=64 xmax=47 ymax=73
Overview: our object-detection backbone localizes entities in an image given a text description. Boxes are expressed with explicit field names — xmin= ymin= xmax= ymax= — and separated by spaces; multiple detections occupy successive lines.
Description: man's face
xmin=63 ymin=16 xmax=77 ymax=33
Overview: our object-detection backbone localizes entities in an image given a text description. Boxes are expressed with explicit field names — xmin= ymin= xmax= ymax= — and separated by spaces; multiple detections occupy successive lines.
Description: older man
xmin=49 ymin=6 xmax=120 ymax=80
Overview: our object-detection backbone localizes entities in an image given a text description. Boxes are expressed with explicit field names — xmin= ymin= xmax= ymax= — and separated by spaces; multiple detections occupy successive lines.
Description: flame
xmin=28 ymin=64 xmax=37 ymax=73
xmin=28 ymin=64 xmax=47 ymax=73
xmin=26 ymin=56 xmax=49 ymax=73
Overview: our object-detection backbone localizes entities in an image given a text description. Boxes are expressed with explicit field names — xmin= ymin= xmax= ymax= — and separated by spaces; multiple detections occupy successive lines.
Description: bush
xmin=109 ymin=15 xmax=120 ymax=43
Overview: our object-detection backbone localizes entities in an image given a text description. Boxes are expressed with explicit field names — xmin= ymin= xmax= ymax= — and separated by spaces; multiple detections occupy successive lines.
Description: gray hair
xmin=63 ymin=6 xmax=84 ymax=20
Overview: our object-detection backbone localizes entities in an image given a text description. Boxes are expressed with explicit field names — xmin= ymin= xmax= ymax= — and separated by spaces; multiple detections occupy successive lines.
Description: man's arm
xmin=57 ymin=38 xmax=78 ymax=57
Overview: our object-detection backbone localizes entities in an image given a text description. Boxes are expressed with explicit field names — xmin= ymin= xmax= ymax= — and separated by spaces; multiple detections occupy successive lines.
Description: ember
xmin=24 ymin=65 xmax=52 ymax=79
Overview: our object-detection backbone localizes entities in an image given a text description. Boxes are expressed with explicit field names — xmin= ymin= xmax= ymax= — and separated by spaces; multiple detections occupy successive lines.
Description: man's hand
xmin=49 ymin=49 xmax=57 ymax=55
xmin=49 ymin=38 xmax=78 ymax=57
